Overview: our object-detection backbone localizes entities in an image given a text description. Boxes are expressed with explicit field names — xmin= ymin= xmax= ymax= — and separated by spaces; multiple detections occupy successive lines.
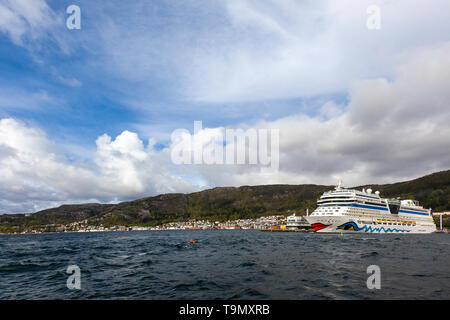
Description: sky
xmin=0 ymin=0 xmax=450 ymax=213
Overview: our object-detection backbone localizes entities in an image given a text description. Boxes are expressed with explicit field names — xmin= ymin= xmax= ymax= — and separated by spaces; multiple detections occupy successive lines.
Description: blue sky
xmin=1 ymin=0 xmax=450 ymax=213
xmin=1 ymin=0 xmax=354 ymax=155
xmin=1 ymin=0 xmax=334 ymax=148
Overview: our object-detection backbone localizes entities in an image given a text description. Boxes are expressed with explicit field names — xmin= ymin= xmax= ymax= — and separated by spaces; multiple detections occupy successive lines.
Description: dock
xmin=261 ymin=228 xmax=314 ymax=232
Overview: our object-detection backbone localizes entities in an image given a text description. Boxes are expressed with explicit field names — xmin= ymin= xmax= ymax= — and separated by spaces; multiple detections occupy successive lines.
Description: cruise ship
xmin=304 ymin=182 xmax=436 ymax=233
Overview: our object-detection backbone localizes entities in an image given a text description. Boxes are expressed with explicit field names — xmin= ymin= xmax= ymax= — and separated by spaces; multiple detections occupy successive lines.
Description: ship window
xmin=388 ymin=202 xmax=400 ymax=214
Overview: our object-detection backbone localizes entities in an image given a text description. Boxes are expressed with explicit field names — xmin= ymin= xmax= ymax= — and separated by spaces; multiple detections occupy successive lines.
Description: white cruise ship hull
xmin=305 ymin=216 xmax=436 ymax=234
xmin=304 ymin=182 xmax=437 ymax=234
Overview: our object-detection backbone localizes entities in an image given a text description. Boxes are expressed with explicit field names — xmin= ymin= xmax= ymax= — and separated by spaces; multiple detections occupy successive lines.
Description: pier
xmin=432 ymin=212 xmax=450 ymax=231
xmin=261 ymin=228 xmax=313 ymax=232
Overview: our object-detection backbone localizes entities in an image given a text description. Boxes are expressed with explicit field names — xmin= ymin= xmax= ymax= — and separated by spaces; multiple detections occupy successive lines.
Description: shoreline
xmin=1 ymin=228 xmax=448 ymax=235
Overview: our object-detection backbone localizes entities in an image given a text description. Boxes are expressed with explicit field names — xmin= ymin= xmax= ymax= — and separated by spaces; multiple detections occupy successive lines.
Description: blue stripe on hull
xmin=360 ymin=225 xmax=411 ymax=233
xmin=336 ymin=221 xmax=411 ymax=233
xmin=320 ymin=202 xmax=429 ymax=216
xmin=398 ymin=209 xmax=429 ymax=216
xmin=350 ymin=203 xmax=388 ymax=211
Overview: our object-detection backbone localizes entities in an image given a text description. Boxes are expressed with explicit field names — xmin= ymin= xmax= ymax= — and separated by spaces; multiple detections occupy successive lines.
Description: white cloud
xmin=69 ymin=0 xmax=448 ymax=104
xmin=33 ymin=0 xmax=446 ymax=110
xmin=167 ymin=41 xmax=450 ymax=187
xmin=0 ymin=0 xmax=61 ymax=46
xmin=0 ymin=118 xmax=197 ymax=213
xmin=184 ymin=0 xmax=450 ymax=102
xmin=56 ymin=75 xmax=82 ymax=87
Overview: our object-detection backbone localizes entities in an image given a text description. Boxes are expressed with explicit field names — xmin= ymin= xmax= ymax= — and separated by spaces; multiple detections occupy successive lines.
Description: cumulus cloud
xmin=168 ymin=41 xmax=450 ymax=187
xmin=0 ymin=118 xmax=196 ymax=213
xmin=207 ymin=42 xmax=450 ymax=185
xmin=94 ymin=130 xmax=193 ymax=197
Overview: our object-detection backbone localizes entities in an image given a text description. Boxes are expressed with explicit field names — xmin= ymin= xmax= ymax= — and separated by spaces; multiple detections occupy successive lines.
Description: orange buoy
xmin=189 ymin=240 xmax=197 ymax=243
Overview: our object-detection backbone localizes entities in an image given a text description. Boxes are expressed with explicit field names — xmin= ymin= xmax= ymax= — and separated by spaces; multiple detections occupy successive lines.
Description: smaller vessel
xmin=286 ymin=213 xmax=312 ymax=230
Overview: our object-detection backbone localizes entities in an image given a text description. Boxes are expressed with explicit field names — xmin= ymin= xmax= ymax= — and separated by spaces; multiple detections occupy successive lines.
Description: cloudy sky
xmin=1 ymin=0 xmax=450 ymax=213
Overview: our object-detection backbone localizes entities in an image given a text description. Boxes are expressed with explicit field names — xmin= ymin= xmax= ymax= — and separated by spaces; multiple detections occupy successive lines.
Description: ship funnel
xmin=367 ymin=188 xmax=372 ymax=194
xmin=375 ymin=191 xmax=380 ymax=196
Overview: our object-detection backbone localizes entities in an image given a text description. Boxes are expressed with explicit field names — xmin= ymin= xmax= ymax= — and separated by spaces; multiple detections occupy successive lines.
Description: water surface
xmin=0 ymin=230 xmax=448 ymax=299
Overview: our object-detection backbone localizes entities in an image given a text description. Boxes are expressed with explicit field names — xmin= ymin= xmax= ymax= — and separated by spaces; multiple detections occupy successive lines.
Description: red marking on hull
xmin=311 ymin=223 xmax=329 ymax=231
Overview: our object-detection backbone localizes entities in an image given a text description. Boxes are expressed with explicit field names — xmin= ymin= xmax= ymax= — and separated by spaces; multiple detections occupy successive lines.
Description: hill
xmin=1 ymin=170 xmax=449 ymax=232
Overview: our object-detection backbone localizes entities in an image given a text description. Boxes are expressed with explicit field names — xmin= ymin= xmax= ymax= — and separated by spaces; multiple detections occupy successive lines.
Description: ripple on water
xmin=360 ymin=251 xmax=379 ymax=258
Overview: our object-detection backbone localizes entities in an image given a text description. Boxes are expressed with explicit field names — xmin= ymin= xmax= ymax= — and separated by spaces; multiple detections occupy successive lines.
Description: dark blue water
xmin=0 ymin=230 xmax=448 ymax=299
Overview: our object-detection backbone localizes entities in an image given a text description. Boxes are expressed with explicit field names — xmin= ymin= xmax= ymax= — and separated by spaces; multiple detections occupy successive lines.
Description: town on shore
xmin=11 ymin=215 xmax=293 ymax=234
